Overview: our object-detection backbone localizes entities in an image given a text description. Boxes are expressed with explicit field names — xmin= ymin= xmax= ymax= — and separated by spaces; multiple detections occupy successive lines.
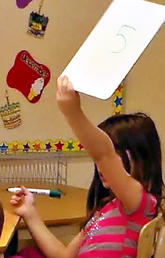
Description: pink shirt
xmin=78 ymin=189 xmax=157 ymax=258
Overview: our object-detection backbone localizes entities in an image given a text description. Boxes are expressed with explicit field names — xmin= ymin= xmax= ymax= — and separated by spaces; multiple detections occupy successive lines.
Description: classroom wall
xmin=0 ymin=0 xmax=165 ymax=188
xmin=0 ymin=0 xmax=113 ymax=142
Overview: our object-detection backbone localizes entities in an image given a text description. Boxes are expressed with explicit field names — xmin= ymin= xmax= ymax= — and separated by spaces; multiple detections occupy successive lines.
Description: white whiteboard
xmin=62 ymin=0 xmax=165 ymax=100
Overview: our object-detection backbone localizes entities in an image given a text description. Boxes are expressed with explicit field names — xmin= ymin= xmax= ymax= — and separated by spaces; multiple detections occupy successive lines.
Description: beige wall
xmin=0 ymin=0 xmax=165 ymax=188
xmin=0 ymin=0 xmax=113 ymax=141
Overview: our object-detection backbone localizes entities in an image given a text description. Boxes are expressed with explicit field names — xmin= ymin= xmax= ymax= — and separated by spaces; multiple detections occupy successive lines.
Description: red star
xmin=78 ymin=143 xmax=84 ymax=150
xmin=115 ymin=111 xmax=121 ymax=115
xmin=55 ymin=141 xmax=64 ymax=151
xmin=117 ymin=84 xmax=123 ymax=92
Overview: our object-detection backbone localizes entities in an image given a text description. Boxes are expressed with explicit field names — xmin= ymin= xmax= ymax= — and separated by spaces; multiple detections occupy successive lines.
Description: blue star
xmin=114 ymin=96 xmax=122 ymax=107
xmin=0 ymin=143 xmax=8 ymax=153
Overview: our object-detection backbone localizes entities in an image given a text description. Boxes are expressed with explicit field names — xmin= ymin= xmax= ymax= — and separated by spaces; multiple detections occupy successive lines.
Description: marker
xmin=7 ymin=187 xmax=61 ymax=198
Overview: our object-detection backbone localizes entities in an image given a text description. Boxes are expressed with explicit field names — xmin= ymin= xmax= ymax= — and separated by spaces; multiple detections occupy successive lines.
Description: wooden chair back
xmin=137 ymin=213 xmax=165 ymax=258
xmin=0 ymin=209 xmax=20 ymax=258
xmin=0 ymin=203 xmax=4 ymax=239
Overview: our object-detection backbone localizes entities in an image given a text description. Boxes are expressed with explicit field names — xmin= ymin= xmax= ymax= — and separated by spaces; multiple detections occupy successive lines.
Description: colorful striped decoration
xmin=113 ymin=82 xmax=124 ymax=115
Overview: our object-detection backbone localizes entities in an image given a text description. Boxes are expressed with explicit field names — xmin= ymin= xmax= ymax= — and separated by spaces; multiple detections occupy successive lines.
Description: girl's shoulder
xmin=117 ymin=188 xmax=157 ymax=218
xmin=98 ymin=189 xmax=157 ymax=219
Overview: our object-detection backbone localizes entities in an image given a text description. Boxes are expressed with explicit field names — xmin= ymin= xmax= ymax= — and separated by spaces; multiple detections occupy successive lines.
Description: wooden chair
xmin=137 ymin=213 xmax=165 ymax=258
xmin=0 ymin=209 xmax=20 ymax=258
xmin=0 ymin=203 xmax=4 ymax=239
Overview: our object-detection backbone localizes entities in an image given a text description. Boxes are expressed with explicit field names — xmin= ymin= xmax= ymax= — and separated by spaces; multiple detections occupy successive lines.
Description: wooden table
xmin=0 ymin=182 xmax=88 ymax=256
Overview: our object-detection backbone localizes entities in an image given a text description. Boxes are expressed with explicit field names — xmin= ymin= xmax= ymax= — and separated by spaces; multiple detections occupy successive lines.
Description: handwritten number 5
xmin=112 ymin=25 xmax=136 ymax=53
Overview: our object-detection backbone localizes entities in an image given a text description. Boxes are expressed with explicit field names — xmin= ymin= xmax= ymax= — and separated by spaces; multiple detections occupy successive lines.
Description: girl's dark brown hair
xmin=84 ymin=112 xmax=163 ymax=224
xmin=0 ymin=202 xmax=4 ymax=237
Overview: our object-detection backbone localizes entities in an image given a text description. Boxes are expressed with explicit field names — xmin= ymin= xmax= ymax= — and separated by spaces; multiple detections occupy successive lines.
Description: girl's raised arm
xmin=56 ymin=76 xmax=142 ymax=213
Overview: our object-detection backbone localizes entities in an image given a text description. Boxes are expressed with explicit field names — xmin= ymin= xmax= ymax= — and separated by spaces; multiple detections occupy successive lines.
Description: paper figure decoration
xmin=27 ymin=0 xmax=49 ymax=37
xmin=0 ymin=90 xmax=21 ymax=129
xmin=28 ymin=12 xmax=49 ymax=37
xmin=6 ymin=50 xmax=51 ymax=103
xmin=62 ymin=0 xmax=165 ymax=99
xmin=16 ymin=0 xmax=35 ymax=8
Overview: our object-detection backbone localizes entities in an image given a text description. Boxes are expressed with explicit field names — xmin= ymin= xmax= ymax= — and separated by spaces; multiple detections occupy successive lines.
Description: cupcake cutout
xmin=0 ymin=90 xmax=21 ymax=129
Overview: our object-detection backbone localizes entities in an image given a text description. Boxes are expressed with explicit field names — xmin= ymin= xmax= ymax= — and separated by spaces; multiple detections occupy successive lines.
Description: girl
xmin=10 ymin=75 xmax=163 ymax=258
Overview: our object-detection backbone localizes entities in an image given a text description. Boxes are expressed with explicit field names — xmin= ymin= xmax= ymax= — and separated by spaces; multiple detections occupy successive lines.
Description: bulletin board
xmin=0 ymin=0 xmax=165 ymax=156
xmin=0 ymin=0 xmax=114 ymax=155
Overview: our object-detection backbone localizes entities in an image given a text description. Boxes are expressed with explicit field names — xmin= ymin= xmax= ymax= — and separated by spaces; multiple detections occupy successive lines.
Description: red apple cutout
xmin=7 ymin=50 xmax=51 ymax=103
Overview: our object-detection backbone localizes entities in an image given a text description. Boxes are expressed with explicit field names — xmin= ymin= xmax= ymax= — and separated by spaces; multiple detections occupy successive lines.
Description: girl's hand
xmin=56 ymin=75 xmax=81 ymax=117
xmin=10 ymin=186 xmax=36 ymax=219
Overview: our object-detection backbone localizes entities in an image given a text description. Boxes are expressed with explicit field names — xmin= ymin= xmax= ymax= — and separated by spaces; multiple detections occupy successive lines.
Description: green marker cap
xmin=49 ymin=190 xmax=61 ymax=198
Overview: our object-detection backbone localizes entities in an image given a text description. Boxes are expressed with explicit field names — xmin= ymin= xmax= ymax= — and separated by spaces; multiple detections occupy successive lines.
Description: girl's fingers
xmin=15 ymin=189 xmax=25 ymax=197
xmin=57 ymin=77 xmax=62 ymax=88
xmin=57 ymin=76 xmax=67 ymax=89
xmin=67 ymin=81 xmax=74 ymax=90
xmin=10 ymin=195 xmax=24 ymax=205
xmin=56 ymin=75 xmax=77 ymax=100
xmin=62 ymin=76 xmax=69 ymax=87
xmin=11 ymin=195 xmax=22 ymax=202
xmin=14 ymin=186 xmax=28 ymax=197
xmin=60 ymin=76 xmax=70 ymax=93
xmin=10 ymin=199 xmax=18 ymax=205
xmin=20 ymin=186 xmax=29 ymax=195
xmin=57 ymin=75 xmax=71 ymax=91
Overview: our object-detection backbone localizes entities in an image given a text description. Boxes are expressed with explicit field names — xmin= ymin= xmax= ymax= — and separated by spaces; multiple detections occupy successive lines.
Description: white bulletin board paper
xmin=62 ymin=0 xmax=165 ymax=100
